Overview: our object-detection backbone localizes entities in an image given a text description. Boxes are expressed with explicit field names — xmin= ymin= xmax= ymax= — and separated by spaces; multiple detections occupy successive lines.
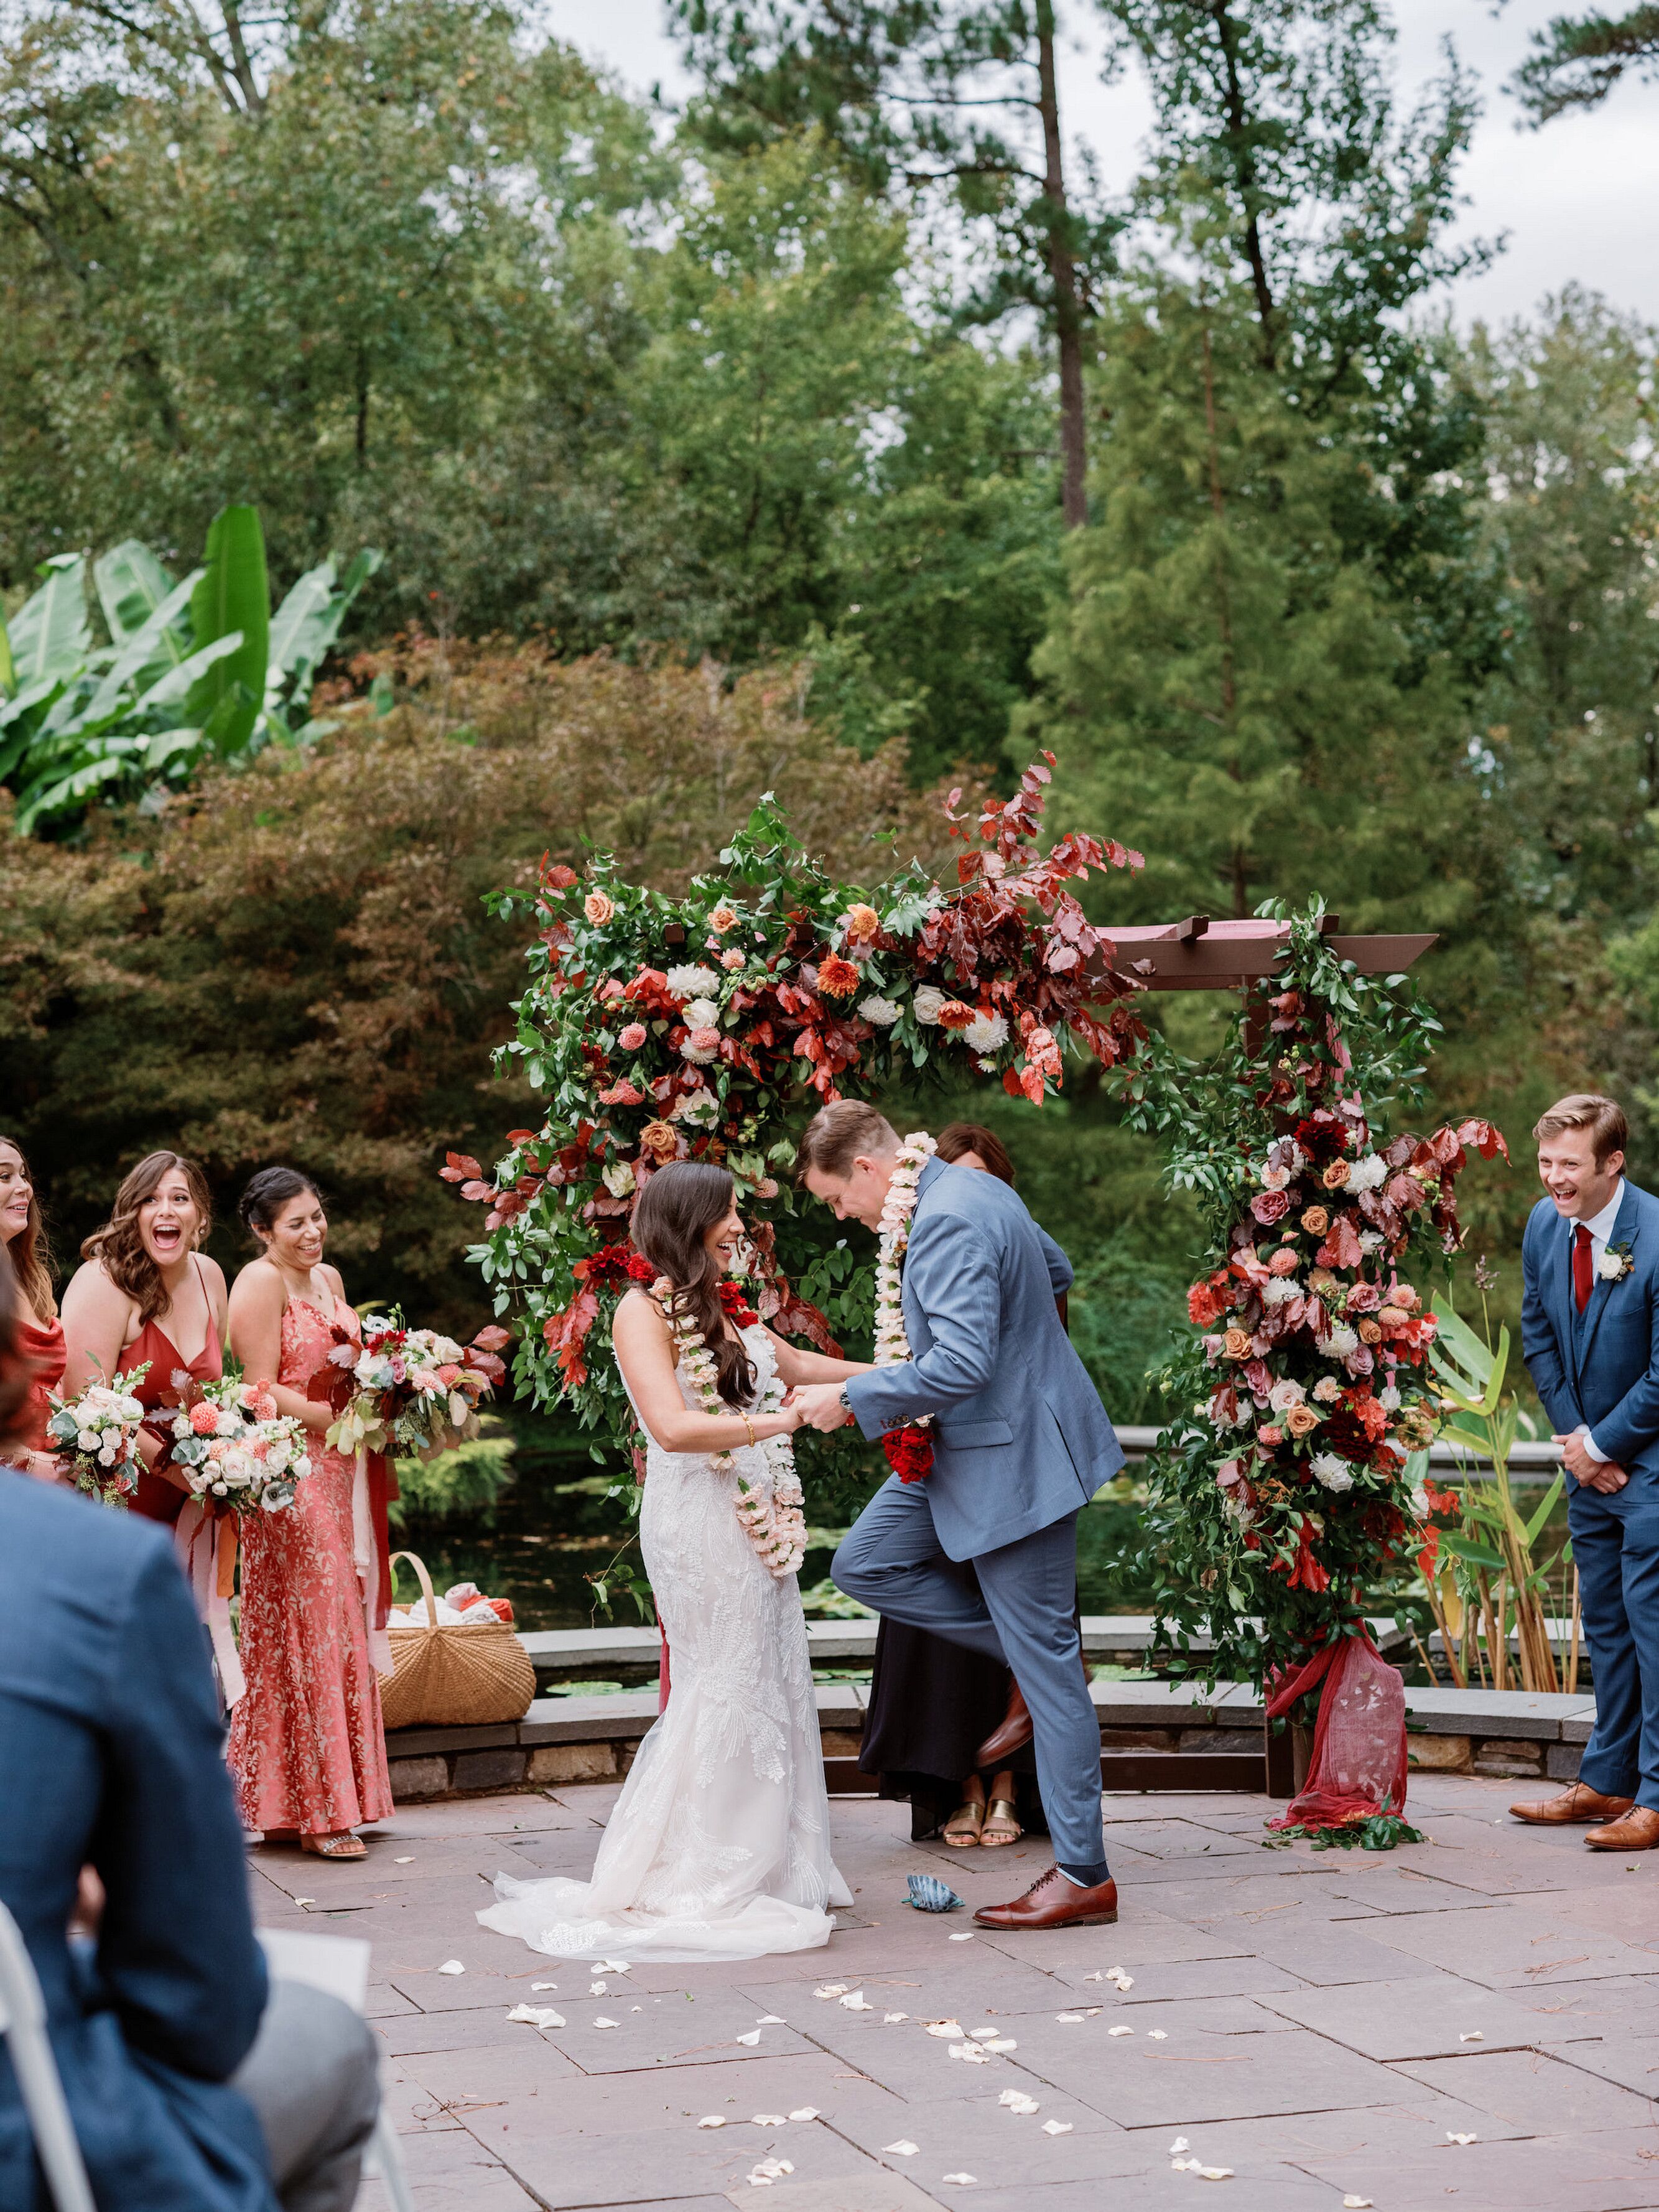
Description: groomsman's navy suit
xmin=1522 ymin=1179 xmax=1659 ymax=1811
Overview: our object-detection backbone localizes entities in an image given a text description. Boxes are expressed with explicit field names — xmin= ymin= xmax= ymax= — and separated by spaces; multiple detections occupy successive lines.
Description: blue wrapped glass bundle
xmin=906 ymin=1872 xmax=964 ymax=1913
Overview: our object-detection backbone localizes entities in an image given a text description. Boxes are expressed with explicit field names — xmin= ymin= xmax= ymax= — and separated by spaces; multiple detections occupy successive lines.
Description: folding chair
xmin=0 ymin=1900 xmax=97 ymax=2212
xmin=258 ymin=1929 xmax=416 ymax=2212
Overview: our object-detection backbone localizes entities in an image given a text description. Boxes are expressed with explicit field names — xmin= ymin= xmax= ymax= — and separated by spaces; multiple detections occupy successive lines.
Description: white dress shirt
xmin=1571 ymin=1179 xmax=1625 ymax=1462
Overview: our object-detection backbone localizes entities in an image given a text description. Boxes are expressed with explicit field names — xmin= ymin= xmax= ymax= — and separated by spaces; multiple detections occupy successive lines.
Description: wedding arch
xmin=450 ymin=759 xmax=1505 ymax=1790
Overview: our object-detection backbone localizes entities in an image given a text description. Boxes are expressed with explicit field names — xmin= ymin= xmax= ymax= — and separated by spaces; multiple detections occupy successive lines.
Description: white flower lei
xmin=654 ymin=1278 xmax=807 ymax=1578
xmin=874 ymin=1132 xmax=938 ymax=1424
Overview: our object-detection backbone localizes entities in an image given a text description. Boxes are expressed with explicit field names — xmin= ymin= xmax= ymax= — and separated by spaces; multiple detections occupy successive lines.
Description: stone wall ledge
xmin=383 ymin=1675 xmax=1597 ymax=1801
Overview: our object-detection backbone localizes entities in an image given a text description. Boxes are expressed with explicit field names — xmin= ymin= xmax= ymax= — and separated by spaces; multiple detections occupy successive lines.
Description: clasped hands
xmin=1555 ymin=1426 xmax=1629 ymax=1494
xmin=783 ymin=1382 xmax=857 ymax=1434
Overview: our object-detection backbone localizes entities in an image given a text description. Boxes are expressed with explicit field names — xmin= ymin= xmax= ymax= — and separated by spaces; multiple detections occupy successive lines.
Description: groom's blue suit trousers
xmin=832 ymin=1476 xmax=1105 ymax=1873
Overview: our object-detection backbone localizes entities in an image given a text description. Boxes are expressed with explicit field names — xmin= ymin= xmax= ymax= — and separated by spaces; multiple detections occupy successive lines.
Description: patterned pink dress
xmin=228 ymin=1298 xmax=394 ymax=1836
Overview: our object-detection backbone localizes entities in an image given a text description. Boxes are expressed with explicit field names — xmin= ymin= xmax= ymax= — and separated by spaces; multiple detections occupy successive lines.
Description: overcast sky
xmin=558 ymin=0 xmax=1659 ymax=332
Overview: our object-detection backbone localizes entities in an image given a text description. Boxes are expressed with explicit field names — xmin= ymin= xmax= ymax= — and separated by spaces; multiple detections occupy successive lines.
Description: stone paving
xmin=246 ymin=1775 xmax=1659 ymax=2212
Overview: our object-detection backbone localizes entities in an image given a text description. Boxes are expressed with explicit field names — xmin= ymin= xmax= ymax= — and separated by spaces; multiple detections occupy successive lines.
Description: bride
xmin=479 ymin=1161 xmax=865 ymax=1962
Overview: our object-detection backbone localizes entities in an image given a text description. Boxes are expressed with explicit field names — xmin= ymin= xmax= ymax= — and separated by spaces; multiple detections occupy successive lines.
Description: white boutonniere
xmin=1597 ymin=1240 xmax=1635 ymax=1284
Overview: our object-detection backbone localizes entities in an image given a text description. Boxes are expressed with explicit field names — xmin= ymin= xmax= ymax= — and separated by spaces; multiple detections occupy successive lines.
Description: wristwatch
xmin=837 ymin=1386 xmax=852 ymax=1411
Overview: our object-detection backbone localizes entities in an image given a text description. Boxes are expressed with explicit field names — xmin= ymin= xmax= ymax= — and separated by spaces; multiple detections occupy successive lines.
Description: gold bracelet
xmin=741 ymin=1415 xmax=756 ymax=1449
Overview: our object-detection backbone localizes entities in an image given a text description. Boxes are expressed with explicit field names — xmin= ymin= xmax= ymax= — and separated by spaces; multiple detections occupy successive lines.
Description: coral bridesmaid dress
xmin=128 ymin=1257 xmax=222 ymax=1525
xmin=228 ymin=1297 xmax=393 ymax=1837
xmin=9 ymin=1311 xmax=66 ymax=1467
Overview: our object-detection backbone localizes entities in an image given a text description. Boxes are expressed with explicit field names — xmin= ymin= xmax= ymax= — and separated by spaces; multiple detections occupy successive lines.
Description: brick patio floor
xmin=248 ymin=1774 xmax=1659 ymax=2212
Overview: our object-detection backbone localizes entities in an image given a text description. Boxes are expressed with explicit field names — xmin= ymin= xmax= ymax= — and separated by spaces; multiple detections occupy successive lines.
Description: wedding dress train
xmin=478 ymin=1322 xmax=851 ymax=1963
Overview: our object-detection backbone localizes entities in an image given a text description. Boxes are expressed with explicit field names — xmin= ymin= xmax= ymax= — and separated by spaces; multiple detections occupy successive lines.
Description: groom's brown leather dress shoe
xmin=973 ymin=1867 xmax=1118 ymax=1930
xmin=974 ymin=1681 xmax=1033 ymax=1768
xmin=1510 ymin=1782 xmax=1633 ymax=1825
xmin=1585 ymin=1805 xmax=1659 ymax=1850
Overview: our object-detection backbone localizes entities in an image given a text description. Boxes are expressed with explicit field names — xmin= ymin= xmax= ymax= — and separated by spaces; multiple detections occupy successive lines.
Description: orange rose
xmin=1301 ymin=1206 xmax=1329 ymax=1236
xmin=583 ymin=889 xmax=615 ymax=926
xmin=1322 ymin=1159 xmax=1351 ymax=1190
xmin=638 ymin=1120 xmax=679 ymax=1164
xmin=1358 ymin=1318 xmax=1382 ymax=1345
xmin=1222 ymin=1326 xmax=1252 ymax=1360
xmin=709 ymin=904 xmax=739 ymax=932
xmin=1285 ymin=1403 xmax=1321 ymax=1438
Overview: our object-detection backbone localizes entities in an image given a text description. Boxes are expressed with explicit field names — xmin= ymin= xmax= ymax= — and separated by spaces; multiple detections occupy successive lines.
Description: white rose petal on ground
xmin=839 ymin=1991 xmax=873 ymax=2010
xmin=1042 ymin=2121 xmax=1074 ymax=2136
xmin=593 ymin=1959 xmax=629 ymax=1974
xmin=924 ymin=2020 xmax=965 ymax=2039
xmin=942 ymin=2174 xmax=977 ymax=2186
xmin=1459 ymin=2030 xmax=1484 ymax=2042
xmin=1169 ymin=2139 xmax=1189 ymax=2154
xmin=1197 ymin=2167 xmax=1234 ymax=2181
xmin=948 ymin=2043 xmax=992 ymax=2064
xmin=436 ymin=1960 xmax=465 ymax=1976
xmin=1148 ymin=2029 xmax=1168 ymax=2040
xmin=883 ymin=2012 xmax=908 ymax=2024
xmin=746 ymin=2157 xmax=794 ymax=2186
xmin=1447 ymin=2132 xmax=1477 ymax=2145
xmin=592 ymin=2017 xmax=618 ymax=2030
xmin=884 ymin=2141 xmax=920 ymax=2157
xmin=531 ymin=1982 xmax=557 ymax=1992
xmin=505 ymin=2005 xmax=565 ymax=2028
xmin=948 ymin=1931 xmax=975 ymax=1941
xmin=735 ymin=2030 xmax=761 ymax=2046
xmin=756 ymin=2014 xmax=784 ymax=2025
xmin=788 ymin=2107 xmax=819 ymax=2122
xmin=813 ymin=1984 xmax=848 ymax=1999
xmin=751 ymin=2114 xmax=788 ymax=2127
xmin=588 ymin=1982 xmax=607 ymax=1996
xmin=393 ymin=1856 xmax=415 ymax=1865
xmin=983 ymin=2038 xmax=1018 ymax=2052
xmin=1343 ymin=2198 xmax=1374 ymax=2209
xmin=1057 ymin=2012 xmax=1088 ymax=2024
xmin=969 ymin=2027 xmax=1000 ymax=2040
xmin=698 ymin=2117 xmax=725 ymax=2129
xmin=998 ymin=2091 xmax=1039 ymax=2114
xmin=1107 ymin=2024 xmax=1133 ymax=2037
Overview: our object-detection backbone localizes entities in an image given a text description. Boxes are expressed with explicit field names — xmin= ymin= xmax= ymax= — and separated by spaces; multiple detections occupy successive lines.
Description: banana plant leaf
xmin=1441 ymin=1531 xmax=1507 ymax=1572
xmin=186 ymin=506 xmax=268 ymax=758
xmin=266 ymin=546 xmax=381 ymax=728
xmin=83 ymin=571 xmax=204 ymax=723
xmin=9 ymin=555 xmax=91 ymax=689
xmin=15 ymin=745 xmax=142 ymax=835
xmin=1429 ymin=1307 xmax=1509 ymax=1418
xmin=94 ymin=539 xmax=182 ymax=646
xmin=1523 ymin=1471 xmax=1566 ymax=1547
xmin=0 ymin=611 xmax=12 ymax=697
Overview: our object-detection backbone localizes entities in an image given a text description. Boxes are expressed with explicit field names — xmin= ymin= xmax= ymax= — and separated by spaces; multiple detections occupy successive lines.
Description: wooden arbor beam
xmin=1082 ymin=914 xmax=1438 ymax=995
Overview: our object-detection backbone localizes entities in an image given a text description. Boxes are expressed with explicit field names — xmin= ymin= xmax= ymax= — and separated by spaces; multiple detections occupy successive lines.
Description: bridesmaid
xmin=226 ymin=1166 xmax=393 ymax=1862
xmin=0 ymin=1135 xmax=65 ymax=1479
xmin=60 ymin=1151 xmax=227 ymax=1518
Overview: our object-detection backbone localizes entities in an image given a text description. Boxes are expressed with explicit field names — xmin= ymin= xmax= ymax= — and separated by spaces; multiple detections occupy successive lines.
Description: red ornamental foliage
xmin=883 ymin=1424 xmax=934 ymax=1484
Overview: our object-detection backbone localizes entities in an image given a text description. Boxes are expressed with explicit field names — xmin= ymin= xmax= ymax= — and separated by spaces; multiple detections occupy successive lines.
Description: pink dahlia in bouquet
xmin=45 ymin=1365 xmax=152 ymax=1505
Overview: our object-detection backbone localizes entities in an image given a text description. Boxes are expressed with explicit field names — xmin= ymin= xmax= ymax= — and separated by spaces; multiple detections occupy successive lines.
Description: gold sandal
xmin=980 ymin=1797 xmax=1023 ymax=1847
xmin=301 ymin=1831 xmax=366 ymax=1861
xmin=941 ymin=1800 xmax=985 ymax=1847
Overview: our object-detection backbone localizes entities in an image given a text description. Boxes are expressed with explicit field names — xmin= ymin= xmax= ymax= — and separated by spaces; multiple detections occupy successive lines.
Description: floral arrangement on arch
xmin=446 ymin=759 xmax=1145 ymax=1451
xmin=1127 ymin=905 xmax=1507 ymax=1694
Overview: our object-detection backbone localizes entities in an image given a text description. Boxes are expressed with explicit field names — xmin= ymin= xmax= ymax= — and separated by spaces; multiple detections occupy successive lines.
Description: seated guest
xmin=0 ymin=1243 xmax=382 ymax=2210
xmin=857 ymin=1122 xmax=1074 ymax=1847
xmin=60 ymin=1150 xmax=228 ymax=1526
xmin=0 ymin=1134 xmax=65 ymax=1480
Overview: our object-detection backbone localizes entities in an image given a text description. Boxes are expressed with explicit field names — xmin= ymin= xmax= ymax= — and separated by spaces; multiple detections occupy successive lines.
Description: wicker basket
xmin=379 ymin=1551 xmax=536 ymax=1731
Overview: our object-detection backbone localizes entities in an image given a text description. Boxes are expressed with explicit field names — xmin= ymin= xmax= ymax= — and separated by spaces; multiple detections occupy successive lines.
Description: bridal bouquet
xmin=323 ymin=1317 xmax=506 ymax=1459
xmin=168 ymin=1375 xmax=309 ymax=1514
xmin=44 ymin=1364 xmax=152 ymax=1505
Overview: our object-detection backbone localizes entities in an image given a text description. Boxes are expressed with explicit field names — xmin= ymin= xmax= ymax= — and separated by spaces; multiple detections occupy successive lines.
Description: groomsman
xmin=1515 ymin=1094 xmax=1659 ymax=1848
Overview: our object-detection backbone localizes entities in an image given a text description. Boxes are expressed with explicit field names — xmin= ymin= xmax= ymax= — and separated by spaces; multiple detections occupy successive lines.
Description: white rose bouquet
xmin=44 ymin=1364 xmax=152 ymax=1506
xmin=168 ymin=1374 xmax=309 ymax=1515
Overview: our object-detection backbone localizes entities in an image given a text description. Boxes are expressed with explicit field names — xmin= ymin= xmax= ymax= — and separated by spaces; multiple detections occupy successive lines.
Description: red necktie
xmin=1573 ymin=1223 xmax=1594 ymax=1314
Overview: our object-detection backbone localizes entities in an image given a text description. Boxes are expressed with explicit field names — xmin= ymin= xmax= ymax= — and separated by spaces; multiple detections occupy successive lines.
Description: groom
xmin=790 ymin=1100 xmax=1124 ymax=1929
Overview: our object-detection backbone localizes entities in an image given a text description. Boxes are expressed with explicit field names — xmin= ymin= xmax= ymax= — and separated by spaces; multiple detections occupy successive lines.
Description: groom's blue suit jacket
xmin=844 ymin=1155 xmax=1124 ymax=1559
xmin=1522 ymin=1180 xmax=1659 ymax=1482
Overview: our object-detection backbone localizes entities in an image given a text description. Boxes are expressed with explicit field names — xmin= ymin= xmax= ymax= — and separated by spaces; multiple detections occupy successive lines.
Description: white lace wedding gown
xmin=478 ymin=1321 xmax=851 ymax=1963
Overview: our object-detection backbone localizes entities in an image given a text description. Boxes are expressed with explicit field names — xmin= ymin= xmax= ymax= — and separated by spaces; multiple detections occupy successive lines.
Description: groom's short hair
xmin=1535 ymin=1093 xmax=1627 ymax=1164
xmin=797 ymin=1100 xmax=900 ymax=1181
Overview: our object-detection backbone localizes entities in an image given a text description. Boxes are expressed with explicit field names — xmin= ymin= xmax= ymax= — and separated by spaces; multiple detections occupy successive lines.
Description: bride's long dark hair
xmin=631 ymin=1161 xmax=756 ymax=1409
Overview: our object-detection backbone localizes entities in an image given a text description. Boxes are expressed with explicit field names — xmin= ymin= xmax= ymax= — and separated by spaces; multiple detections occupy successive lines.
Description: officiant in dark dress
xmin=857 ymin=1123 xmax=1077 ymax=1847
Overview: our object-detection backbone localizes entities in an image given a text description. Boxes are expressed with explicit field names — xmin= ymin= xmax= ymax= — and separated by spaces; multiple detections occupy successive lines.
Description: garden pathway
xmin=246 ymin=1775 xmax=1659 ymax=2212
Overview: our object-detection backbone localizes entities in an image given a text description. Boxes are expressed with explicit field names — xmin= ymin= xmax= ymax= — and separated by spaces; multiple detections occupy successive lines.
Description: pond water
xmin=393 ymin=1464 xmax=1573 ymax=1637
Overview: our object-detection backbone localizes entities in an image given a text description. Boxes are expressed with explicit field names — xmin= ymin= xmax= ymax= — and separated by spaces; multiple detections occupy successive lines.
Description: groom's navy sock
xmin=1057 ymin=1861 xmax=1111 ymax=1888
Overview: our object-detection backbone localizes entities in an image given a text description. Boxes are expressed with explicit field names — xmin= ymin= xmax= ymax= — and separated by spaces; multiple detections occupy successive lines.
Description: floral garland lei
xmin=654 ymin=1277 xmax=807 ymax=1578
xmin=875 ymin=1132 xmax=938 ymax=1484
